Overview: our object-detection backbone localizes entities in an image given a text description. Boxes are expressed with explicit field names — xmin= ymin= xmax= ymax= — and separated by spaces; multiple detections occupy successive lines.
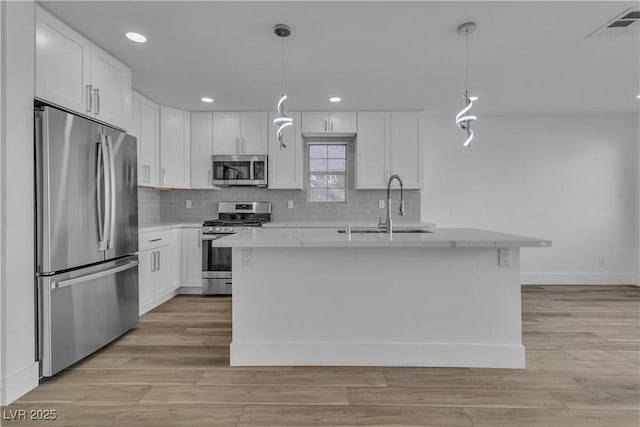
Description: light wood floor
xmin=4 ymin=285 xmax=639 ymax=426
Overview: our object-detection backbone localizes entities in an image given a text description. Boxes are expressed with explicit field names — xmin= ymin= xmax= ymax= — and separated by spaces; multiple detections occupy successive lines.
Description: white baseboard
xmin=177 ymin=286 xmax=202 ymax=295
xmin=231 ymin=342 xmax=525 ymax=369
xmin=1 ymin=362 xmax=39 ymax=405
xmin=521 ymin=273 xmax=639 ymax=286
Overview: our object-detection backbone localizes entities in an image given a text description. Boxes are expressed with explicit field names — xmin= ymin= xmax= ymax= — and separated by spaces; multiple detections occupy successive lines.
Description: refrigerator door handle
xmin=97 ymin=134 xmax=111 ymax=251
xmin=51 ymin=260 xmax=139 ymax=289
xmin=106 ymin=135 xmax=117 ymax=249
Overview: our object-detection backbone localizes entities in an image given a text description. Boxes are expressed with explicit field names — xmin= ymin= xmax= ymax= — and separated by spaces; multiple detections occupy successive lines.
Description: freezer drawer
xmin=38 ymin=257 xmax=139 ymax=377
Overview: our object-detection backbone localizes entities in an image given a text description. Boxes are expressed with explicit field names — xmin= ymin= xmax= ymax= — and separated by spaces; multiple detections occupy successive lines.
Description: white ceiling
xmin=40 ymin=1 xmax=640 ymax=115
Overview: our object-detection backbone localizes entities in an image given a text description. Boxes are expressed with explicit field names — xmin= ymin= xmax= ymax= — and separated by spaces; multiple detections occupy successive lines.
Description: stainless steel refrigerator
xmin=35 ymin=105 xmax=139 ymax=377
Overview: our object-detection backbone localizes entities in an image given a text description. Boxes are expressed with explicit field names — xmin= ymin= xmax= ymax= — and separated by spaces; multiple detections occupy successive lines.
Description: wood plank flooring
xmin=3 ymin=285 xmax=638 ymax=426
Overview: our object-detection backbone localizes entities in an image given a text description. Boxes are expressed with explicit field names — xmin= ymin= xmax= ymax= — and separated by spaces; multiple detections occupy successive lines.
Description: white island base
xmin=230 ymin=239 xmax=531 ymax=369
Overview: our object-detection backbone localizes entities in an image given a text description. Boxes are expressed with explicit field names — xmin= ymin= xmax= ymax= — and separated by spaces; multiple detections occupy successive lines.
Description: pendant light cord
xmin=281 ymin=37 xmax=285 ymax=94
xmin=465 ymin=29 xmax=469 ymax=98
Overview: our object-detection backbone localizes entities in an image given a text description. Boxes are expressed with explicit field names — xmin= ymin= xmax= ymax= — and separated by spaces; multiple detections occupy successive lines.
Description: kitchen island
xmin=213 ymin=227 xmax=551 ymax=369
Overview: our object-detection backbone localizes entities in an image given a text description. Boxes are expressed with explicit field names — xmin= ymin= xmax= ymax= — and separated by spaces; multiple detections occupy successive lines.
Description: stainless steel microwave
xmin=211 ymin=155 xmax=268 ymax=187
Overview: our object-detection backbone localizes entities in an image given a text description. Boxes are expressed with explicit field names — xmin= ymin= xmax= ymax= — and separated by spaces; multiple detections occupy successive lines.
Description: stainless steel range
xmin=201 ymin=202 xmax=271 ymax=295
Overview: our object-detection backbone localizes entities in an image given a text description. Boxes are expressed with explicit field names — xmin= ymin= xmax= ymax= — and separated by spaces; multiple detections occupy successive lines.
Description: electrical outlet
xmin=185 ymin=200 xmax=192 ymax=209
xmin=379 ymin=200 xmax=385 ymax=209
xmin=287 ymin=200 xmax=294 ymax=209
xmin=241 ymin=249 xmax=253 ymax=267
xmin=498 ymin=249 xmax=511 ymax=267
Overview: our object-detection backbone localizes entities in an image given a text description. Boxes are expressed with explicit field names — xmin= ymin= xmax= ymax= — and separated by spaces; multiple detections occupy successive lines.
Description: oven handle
xmin=202 ymin=234 xmax=234 ymax=241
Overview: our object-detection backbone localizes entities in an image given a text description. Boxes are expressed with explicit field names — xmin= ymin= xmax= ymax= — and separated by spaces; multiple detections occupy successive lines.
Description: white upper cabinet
xmin=131 ymin=91 xmax=160 ymax=187
xmin=268 ymin=111 xmax=303 ymax=189
xmin=302 ymin=112 xmax=357 ymax=135
xmin=190 ymin=112 xmax=215 ymax=188
xmin=242 ymin=112 xmax=269 ymax=154
xmin=89 ymin=46 xmax=131 ymax=129
xmin=390 ymin=112 xmax=423 ymax=189
xmin=160 ymin=106 xmax=191 ymax=189
xmin=35 ymin=6 xmax=131 ymax=130
xmin=355 ymin=111 xmax=423 ymax=190
xmin=356 ymin=112 xmax=390 ymax=189
xmin=35 ymin=6 xmax=91 ymax=115
xmin=213 ymin=112 xmax=241 ymax=154
xmin=213 ymin=112 xmax=268 ymax=155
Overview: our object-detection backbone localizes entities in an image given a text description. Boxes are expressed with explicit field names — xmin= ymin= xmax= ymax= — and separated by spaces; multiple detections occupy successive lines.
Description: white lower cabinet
xmin=180 ymin=228 xmax=202 ymax=290
xmin=138 ymin=229 xmax=180 ymax=315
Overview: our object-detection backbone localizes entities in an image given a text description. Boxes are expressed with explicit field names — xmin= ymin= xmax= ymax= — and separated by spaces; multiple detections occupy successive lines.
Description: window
xmin=308 ymin=144 xmax=347 ymax=202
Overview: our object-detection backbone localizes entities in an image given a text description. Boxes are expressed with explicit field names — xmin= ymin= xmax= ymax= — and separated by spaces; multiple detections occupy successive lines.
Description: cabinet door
xmin=139 ymin=95 xmax=160 ymax=187
xmin=165 ymin=230 xmax=180 ymax=292
xmin=152 ymin=247 xmax=169 ymax=300
xmin=138 ymin=249 xmax=155 ymax=315
xmin=35 ymin=6 xmax=92 ymax=115
xmin=302 ymin=112 xmax=329 ymax=134
xmin=241 ymin=112 xmax=268 ymax=154
xmin=190 ymin=112 xmax=214 ymax=187
xmin=130 ymin=93 xmax=143 ymax=184
xmin=356 ymin=112 xmax=390 ymax=189
xmin=160 ymin=106 xmax=191 ymax=188
xmin=213 ymin=112 xmax=241 ymax=154
xmin=329 ymin=112 xmax=357 ymax=134
xmin=180 ymin=229 xmax=203 ymax=288
xmin=90 ymin=45 xmax=132 ymax=129
xmin=390 ymin=112 xmax=422 ymax=189
xmin=268 ymin=112 xmax=303 ymax=189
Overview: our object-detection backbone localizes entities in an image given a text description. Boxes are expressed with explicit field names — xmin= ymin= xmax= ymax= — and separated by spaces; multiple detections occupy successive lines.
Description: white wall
xmin=422 ymin=113 xmax=639 ymax=285
xmin=0 ymin=1 xmax=38 ymax=405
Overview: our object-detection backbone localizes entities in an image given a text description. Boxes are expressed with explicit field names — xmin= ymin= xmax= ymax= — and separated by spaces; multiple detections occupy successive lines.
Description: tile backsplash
xmin=139 ymin=187 xmax=420 ymax=226
xmin=139 ymin=139 xmax=421 ymax=226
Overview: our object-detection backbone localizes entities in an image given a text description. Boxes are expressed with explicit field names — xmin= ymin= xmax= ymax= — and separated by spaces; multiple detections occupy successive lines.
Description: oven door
xmin=202 ymin=233 xmax=233 ymax=295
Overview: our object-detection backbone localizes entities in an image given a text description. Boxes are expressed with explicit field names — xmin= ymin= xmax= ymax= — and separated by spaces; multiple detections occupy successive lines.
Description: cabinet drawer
xmin=139 ymin=230 xmax=171 ymax=251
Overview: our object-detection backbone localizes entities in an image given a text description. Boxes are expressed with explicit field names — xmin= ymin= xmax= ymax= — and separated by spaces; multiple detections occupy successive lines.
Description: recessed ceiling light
xmin=126 ymin=32 xmax=147 ymax=43
xmin=201 ymin=97 xmax=214 ymax=103
xmin=329 ymin=97 xmax=341 ymax=103
xmin=637 ymin=94 xmax=640 ymax=99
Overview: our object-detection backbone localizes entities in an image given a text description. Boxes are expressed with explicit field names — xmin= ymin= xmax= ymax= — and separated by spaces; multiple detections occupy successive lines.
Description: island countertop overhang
xmin=211 ymin=227 xmax=552 ymax=248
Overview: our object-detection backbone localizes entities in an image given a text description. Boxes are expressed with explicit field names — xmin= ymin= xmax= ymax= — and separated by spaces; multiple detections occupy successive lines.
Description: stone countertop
xmin=139 ymin=223 xmax=202 ymax=233
xmin=211 ymin=227 xmax=552 ymax=248
xmin=263 ymin=221 xmax=436 ymax=228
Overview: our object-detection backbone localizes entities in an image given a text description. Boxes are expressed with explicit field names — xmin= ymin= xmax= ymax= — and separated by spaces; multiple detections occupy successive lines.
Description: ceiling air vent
xmin=587 ymin=8 xmax=640 ymax=37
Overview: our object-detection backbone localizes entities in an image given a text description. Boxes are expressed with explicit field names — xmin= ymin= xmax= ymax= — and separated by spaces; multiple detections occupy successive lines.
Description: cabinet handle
xmin=161 ymin=168 xmax=166 ymax=185
xmin=94 ymin=88 xmax=100 ymax=115
xmin=330 ymin=120 xmax=334 ymax=132
xmin=236 ymin=137 xmax=240 ymax=153
xmin=86 ymin=85 xmax=93 ymax=113
xmin=146 ymin=165 xmax=150 ymax=183
xmin=148 ymin=238 xmax=162 ymax=243
xmin=242 ymin=137 xmax=246 ymax=153
xmin=198 ymin=231 xmax=201 ymax=247
xmin=151 ymin=251 xmax=156 ymax=272
xmin=208 ymin=170 xmax=212 ymax=185
xmin=324 ymin=119 xmax=328 ymax=132
xmin=157 ymin=251 xmax=160 ymax=271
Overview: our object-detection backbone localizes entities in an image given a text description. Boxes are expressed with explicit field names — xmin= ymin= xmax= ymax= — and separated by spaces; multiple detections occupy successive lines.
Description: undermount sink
xmin=337 ymin=228 xmax=433 ymax=234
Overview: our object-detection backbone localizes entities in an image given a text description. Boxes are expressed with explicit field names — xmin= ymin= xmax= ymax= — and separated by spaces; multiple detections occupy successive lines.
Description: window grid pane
xmin=308 ymin=144 xmax=347 ymax=203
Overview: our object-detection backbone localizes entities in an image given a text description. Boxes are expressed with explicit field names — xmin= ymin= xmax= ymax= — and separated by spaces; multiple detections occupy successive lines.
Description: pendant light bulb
xmin=455 ymin=22 xmax=478 ymax=148
xmin=274 ymin=24 xmax=292 ymax=150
